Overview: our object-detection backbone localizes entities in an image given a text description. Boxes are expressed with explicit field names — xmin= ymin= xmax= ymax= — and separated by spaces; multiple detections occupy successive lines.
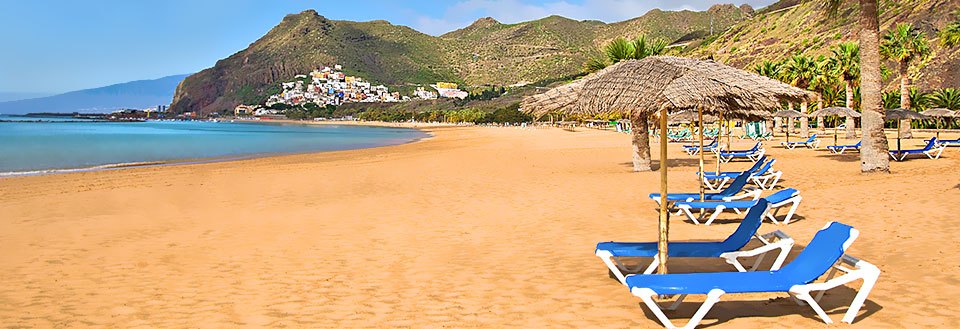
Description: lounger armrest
xmin=722 ymin=189 xmax=761 ymax=202
xmin=719 ymin=231 xmax=794 ymax=272
xmin=790 ymin=254 xmax=881 ymax=324
xmin=759 ymin=229 xmax=792 ymax=244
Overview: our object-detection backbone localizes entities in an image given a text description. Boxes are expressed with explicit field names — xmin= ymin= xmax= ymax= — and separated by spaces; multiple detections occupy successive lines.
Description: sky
xmin=0 ymin=0 xmax=776 ymax=94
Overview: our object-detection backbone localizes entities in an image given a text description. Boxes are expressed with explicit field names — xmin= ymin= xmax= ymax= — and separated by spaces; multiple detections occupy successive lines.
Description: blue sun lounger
xmin=701 ymin=158 xmax=781 ymax=191
xmin=889 ymin=138 xmax=947 ymax=161
xmin=716 ymin=142 xmax=765 ymax=163
xmin=826 ymin=141 xmax=861 ymax=154
xmin=925 ymin=137 xmax=960 ymax=146
xmin=626 ymin=222 xmax=880 ymax=329
xmin=674 ymin=188 xmax=801 ymax=225
xmin=781 ymin=134 xmax=820 ymax=149
xmin=649 ymin=171 xmax=754 ymax=207
xmin=683 ymin=139 xmax=719 ymax=155
xmin=596 ymin=200 xmax=794 ymax=285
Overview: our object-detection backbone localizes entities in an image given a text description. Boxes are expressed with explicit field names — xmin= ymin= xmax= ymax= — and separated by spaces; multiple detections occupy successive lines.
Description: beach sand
xmin=1 ymin=125 xmax=959 ymax=328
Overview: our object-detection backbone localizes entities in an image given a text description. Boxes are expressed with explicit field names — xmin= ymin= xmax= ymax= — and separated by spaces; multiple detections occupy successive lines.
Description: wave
xmin=0 ymin=161 xmax=167 ymax=177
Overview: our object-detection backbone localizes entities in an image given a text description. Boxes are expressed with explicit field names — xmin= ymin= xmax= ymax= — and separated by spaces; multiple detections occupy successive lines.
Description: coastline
xmin=2 ymin=126 xmax=959 ymax=327
xmin=0 ymin=120 xmax=434 ymax=178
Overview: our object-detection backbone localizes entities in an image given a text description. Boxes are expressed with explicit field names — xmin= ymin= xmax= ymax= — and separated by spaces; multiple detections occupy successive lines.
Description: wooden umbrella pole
xmin=698 ymin=105 xmax=705 ymax=204
xmin=716 ymin=111 xmax=723 ymax=173
xmin=657 ymin=103 xmax=670 ymax=275
xmin=897 ymin=120 xmax=902 ymax=152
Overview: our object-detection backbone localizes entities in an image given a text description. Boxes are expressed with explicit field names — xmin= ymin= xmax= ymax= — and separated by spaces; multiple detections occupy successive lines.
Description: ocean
xmin=0 ymin=116 xmax=428 ymax=176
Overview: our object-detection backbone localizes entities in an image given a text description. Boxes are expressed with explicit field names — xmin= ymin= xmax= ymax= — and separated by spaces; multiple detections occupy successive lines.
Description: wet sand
xmin=1 ymin=125 xmax=958 ymax=328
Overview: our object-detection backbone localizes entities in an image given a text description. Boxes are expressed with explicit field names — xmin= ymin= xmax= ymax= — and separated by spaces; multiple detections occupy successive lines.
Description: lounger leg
xmin=842 ymin=264 xmax=880 ymax=324
xmin=596 ymin=250 xmax=630 ymax=285
xmin=679 ymin=207 xmax=703 ymax=225
xmin=781 ymin=197 xmax=802 ymax=225
xmin=792 ymin=292 xmax=833 ymax=324
xmin=633 ymin=288 xmax=725 ymax=329
xmin=643 ymin=255 xmax=661 ymax=275
xmin=703 ymin=206 xmax=726 ymax=226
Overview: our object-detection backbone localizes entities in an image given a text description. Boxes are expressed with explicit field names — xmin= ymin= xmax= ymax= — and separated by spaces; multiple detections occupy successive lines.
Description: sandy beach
xmin=1 ymin=125 xmax=959 ymax=328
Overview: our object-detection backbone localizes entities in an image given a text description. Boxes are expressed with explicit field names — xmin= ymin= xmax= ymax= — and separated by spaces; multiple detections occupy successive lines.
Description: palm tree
xmin=825 ymin=0 xmax=889 ymax=173
xmin=583 ymin=34 xmax=667 ymax=171
xmin=830 ymin=42 xmax=861 ymax=137
xmin=782 ymin=54 xmax=817 ymax=136
xmin=753 ymin=60 xmax=782 ymax=133
xmin=931 ymin=88 xmax=960 ymax=110
xmin=584 ymin=35 xmax=667 ymax=73
xmin=882 ymin=90 xmax=901 ymax=109
xmin=939 ymin=11 xmax=960 ymax=47
xmin=880 ymin=23 xmax=932 ymax=138
xmin=810 ymin=56 xmax=840 ymax=133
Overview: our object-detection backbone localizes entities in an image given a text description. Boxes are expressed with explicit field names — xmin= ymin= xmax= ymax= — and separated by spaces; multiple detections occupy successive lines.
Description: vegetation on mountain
xmin=171 ymin=6 xmax=750 ymax=115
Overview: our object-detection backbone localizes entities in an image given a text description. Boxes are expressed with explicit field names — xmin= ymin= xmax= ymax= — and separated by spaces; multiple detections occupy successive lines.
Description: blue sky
xmin=0 ymin=0 xmax=775 ymax=94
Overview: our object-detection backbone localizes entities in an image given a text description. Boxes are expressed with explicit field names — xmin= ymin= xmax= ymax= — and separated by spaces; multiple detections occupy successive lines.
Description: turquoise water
xmin=0 ymin=116 xmax=428 ymax=175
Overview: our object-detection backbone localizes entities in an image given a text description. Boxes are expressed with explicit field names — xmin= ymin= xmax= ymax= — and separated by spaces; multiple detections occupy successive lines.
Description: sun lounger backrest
xmin=755 ymin=159 xmax=775 ymax=175
xmin=764 ymin=188 xmax=798 ymax=204
xmin=720 ymin=171 xmax=751 ymax=196
xmin=716 ymin=200 xmax=769 ymax=251
xmin=922 ymin=138 xmax=938 ymax=151
xmin=776 ymin=222 xmax=856 ymax=284
xmin=747 ymin=156 xmax=768 ymax=173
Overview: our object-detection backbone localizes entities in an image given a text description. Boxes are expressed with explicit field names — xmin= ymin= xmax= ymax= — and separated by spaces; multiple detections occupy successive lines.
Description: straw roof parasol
xmin=808 ymin=107 xmax=861 ymax=118
xmin=885 ymin=108 xmax=928 ymax=120
xmin=521 ymin=65 xmax=618 ymax=117
xmin=773 ymin=109 xmax=805 ymax=118
xmin=668 ymin=110 xmax=718 ymax=123
xmin=920 ymin=108 xmax=956 ymax=118
xmin=577 ymin=56 xmax=814 ymax=118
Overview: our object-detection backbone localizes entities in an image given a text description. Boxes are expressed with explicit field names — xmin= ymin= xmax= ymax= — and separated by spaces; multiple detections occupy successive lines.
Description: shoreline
xmin=0 ymin=120 xmax=435 ymax=178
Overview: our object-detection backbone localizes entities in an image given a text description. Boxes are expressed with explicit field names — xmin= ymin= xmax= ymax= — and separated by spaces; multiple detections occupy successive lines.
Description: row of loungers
xmin=784 ymin=134 xmax=952 ymax=161
xmin=596 ymin=156 xmax=879 ymax=328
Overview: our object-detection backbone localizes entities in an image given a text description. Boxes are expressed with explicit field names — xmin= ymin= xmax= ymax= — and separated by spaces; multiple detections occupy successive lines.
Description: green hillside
xmin=171 ymin=7 xmax=750 ymax=114
xmin=686 ymin=0 xmax=960 ymax=90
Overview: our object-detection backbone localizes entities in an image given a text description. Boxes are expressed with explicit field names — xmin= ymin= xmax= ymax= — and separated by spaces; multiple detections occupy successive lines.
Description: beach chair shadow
xmin=635 ymin=292 xmax=882 ymax=328
xmin=618 ymin=158 xmax=703 ymax=170
xmin=816 ymin=153 xmax=861 ymax=163
xmin=632 ymin=241 xmax=882 ymax=327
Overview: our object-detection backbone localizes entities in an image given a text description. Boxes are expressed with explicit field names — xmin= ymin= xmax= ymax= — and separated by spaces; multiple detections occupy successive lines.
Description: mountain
xmin=687 ymin=0 xmax=960 ymax=90
xmin=0 ymin=75 xmax=189 ymax=114
xmin=171 ymin=6 xmax=751 ymax=115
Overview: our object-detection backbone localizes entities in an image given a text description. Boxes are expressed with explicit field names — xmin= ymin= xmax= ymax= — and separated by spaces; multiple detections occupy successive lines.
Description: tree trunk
xmin=631 ymin=116 xmax=652 ymax=172
xmin=899 ymin=62 xmax=913 ymax=138
xmin=817 ymin=96 xmax=826 ymax=134
xmin=845 ymin=80 xmax=857 ymax=138
xmin=859 ymin=0 xmax=890 ymax=173
xmin=801 ymin=101 xmax=810 ymax=137
xmin=774 ymin=117 xmax=782 ymax=133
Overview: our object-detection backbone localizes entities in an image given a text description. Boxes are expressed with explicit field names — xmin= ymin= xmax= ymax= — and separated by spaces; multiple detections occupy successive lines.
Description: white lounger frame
xmin=781 ymin=138 xmax=820 ymax=150
xmin=675 ymin=190 xmax=799 ymax=226
xmin=717 ymin=148 xmax=765 ymax=163
xmin=674 ymin=190 xmax=762 ymax=225
xmin=702 ymin=169 xmax=782 ymax=191
xmin=828 ymin=145 xmax=859 ymax=154
xmin=597 ymin=229 xmax=794 ymax=286
xmin=888 ymin=144 xmax=947 ymax=161
xmin=629 ymin=226 xmax=879 ymax=329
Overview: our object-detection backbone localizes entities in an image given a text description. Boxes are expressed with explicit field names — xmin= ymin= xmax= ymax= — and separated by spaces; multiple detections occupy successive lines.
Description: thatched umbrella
xmin=773 ymin=110 xmax=804 ymax=143
xmin=668 ymin=110 xmax=718 ymax=123
xmin=808 ymin=107 xmax=861 ymax=146
xmin=920 ymin=108 xmax=956 ymax=140
xmin=886 ymin=108 xmax=929 ymax=153
xmin=521 ymin=65 xmax=618 ymax=118
xmin=576 ymin=56 xmax=812 ymax=274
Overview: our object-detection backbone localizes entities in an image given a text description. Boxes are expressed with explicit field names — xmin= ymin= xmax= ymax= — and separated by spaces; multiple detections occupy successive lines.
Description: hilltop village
xmin=234 ymin=65 xmax=469 ymax=118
